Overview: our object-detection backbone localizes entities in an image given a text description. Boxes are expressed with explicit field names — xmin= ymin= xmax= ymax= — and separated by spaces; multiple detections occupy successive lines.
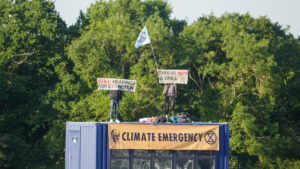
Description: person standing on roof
xmin=163 ymin=83 xmax=177 ymax=120
xmin=109 ymin=90 xmax=122 ymax=123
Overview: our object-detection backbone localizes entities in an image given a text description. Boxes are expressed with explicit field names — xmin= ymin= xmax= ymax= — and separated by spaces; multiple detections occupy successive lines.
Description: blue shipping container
xmin=65 ymin=122 xmax=229 ymax=169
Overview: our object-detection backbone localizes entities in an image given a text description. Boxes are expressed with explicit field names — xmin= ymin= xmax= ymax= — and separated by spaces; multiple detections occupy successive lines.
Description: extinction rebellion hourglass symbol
xmin=204 ymin=131 xmax=217 ymax=145
xmin=137 ymin=32 xmax=147 ymax=43
xmin=111 ymin=129 xmax=120 ymax=143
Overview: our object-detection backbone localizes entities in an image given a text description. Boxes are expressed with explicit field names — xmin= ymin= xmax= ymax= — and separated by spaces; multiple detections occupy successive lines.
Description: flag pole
xmin=135 ymin=25 xmax=158 ymax=70
xmin=150 ymin=42 xmax=159 ymax=70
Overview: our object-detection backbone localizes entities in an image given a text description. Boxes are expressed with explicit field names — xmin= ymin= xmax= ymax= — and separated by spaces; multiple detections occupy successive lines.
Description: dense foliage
xmin=0 ymin=0 xmax=299 ymax=168
xmin=0 ymin=0 xmax=69 ymax=168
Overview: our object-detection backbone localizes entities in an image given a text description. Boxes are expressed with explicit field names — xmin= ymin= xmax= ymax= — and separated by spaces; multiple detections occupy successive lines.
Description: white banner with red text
xmin=157 ymin=69 xmax=188 ymax=84
xmin=97 ymin=78 xmax=137 ymax=92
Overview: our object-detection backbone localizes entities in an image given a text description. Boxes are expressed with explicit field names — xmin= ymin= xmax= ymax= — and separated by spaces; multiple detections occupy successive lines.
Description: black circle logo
xmin=111 ymin=129 xmax=120 ymax=143
xmin=204 ymin=131 xmax=217 ymax=145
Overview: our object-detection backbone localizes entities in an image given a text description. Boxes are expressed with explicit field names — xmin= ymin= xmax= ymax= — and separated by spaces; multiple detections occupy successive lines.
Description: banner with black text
xmin=157 ymin=69 xmax=188 ymax=84
xmin=97 ymin=78 xmax=137 ymax=92
xmin=109 ymin=124 xmax=219 ymax=150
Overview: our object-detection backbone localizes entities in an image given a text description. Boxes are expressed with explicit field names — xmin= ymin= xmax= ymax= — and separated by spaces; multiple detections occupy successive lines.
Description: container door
xmin=69 ymin=130 xmax=80 ymax=169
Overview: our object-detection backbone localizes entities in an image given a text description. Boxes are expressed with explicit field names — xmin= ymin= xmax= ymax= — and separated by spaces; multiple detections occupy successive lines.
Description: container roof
xmin=66 ymin=121 xmax=229 ymax=126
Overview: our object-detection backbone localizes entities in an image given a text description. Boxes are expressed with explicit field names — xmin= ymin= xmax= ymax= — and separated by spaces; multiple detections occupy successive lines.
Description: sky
xmin=54 ymin=0 xmax=300 ymax=37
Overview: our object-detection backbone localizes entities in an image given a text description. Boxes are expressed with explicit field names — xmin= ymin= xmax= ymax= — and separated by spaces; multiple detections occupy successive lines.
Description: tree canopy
xmin=0 ymin=0 xmax=299 ymax=168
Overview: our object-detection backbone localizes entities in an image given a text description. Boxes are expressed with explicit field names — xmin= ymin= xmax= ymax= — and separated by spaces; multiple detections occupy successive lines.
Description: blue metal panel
xmin=96 ymin=123 xmax=108 ymax=169
xmin=96 ymin=123 xmax=109 ymax=169
xmin=80 ymin=124 xmax=97 ymax=169
xmin=96 ymin=124 xmax=102 ymax=169
xmin=215 ymin=124 xmax=229 ymax=169
xmin=216 ymin=125 xmax=225 ymax=169
xmin=224 ymin=124 xmax=229 ymax=169
xmin=103 ymin=124 xmax=108 ymax=169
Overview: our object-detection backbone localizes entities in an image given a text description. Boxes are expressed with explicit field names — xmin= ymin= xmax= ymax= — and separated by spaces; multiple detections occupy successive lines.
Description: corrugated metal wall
xmin=215 ymin=123 xmax=229 ymax=169
xmin=65 ymin=122 xmax=82 ymax=169
xmin=80 ymin=124 xmax=97 ymax=169
xmin=96 ymin=123 xmax=108 ymax=169
xmin=65 ymin=122 xmax=98 ymax=169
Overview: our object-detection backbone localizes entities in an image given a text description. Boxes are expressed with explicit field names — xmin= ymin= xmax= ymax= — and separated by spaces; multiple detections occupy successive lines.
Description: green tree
xmin=1 ymin=0 xmax=299 ymax=168
xmin=67 ymin=10 xmax=90 ymax=42
xmin=65 ymin=0 xmax=184 ymax=122
xmin=0 ymin=0 xmax=68 ymax=168
xmin=179 ymin=13 xmax=300 ymax=168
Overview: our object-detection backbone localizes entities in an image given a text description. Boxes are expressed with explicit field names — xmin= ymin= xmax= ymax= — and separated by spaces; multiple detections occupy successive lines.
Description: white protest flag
xmin=135 ymin=26 xmax=151 ymax=49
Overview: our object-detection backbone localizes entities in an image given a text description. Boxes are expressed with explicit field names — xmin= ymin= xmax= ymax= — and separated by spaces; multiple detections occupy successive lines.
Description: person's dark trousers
xmin=110 ymin=100 xmax=119 ymax=120
xmin=165 ymin=96 xmax=175 ymax=116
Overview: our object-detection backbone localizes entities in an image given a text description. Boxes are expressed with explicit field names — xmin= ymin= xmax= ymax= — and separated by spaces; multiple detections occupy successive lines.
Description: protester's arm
xmin=163 ymin=84 xmax=167 ymax=95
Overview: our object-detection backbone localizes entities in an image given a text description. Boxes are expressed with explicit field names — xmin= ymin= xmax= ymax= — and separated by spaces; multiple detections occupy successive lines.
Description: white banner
xmin=157 ymin=69 xmax=189 ymax=84
xmin=97 ymin=78 xmax=137 ymax=92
